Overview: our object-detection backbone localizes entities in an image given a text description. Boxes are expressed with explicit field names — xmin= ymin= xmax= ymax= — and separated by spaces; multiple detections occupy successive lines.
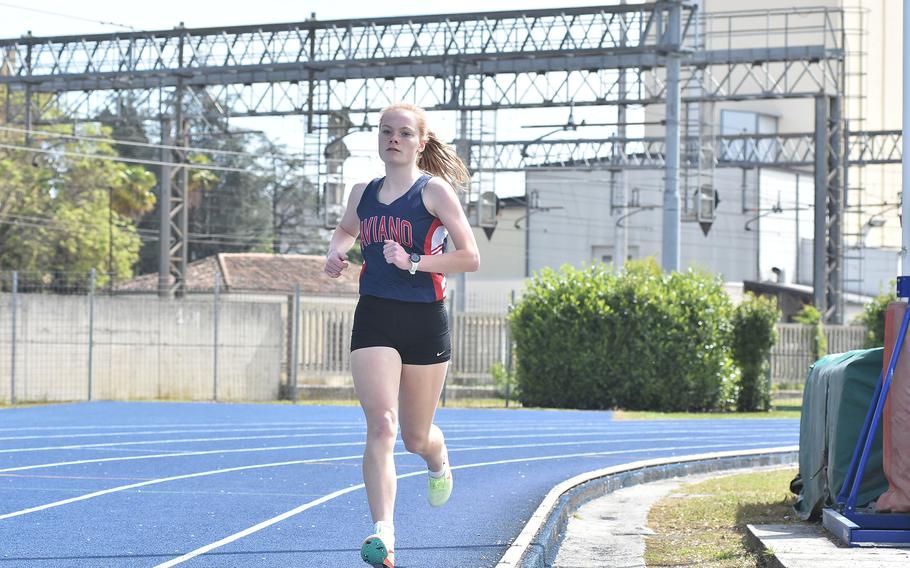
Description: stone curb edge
xmin=495 ymin=445 xmax=800 ymax=567
xmin=744 ymin=525 xmax=788 ymax=568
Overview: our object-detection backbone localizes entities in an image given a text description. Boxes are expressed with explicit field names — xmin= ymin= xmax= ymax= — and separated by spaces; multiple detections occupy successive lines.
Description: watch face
xmin=409 ymin=252 xmax=421 ymax=263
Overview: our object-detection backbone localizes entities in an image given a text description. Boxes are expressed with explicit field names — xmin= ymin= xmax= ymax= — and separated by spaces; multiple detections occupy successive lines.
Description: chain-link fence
xmin=2 ymin=268 xmax=864 ymax=405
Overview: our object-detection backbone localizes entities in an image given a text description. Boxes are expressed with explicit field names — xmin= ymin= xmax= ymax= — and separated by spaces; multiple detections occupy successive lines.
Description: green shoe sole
xmin=361 ymin=535 xmax=392 ymax=567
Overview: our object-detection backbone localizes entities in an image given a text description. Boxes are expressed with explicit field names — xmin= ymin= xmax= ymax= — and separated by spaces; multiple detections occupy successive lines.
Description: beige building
xmin=515 ymin=1 xmax=903 ymax=305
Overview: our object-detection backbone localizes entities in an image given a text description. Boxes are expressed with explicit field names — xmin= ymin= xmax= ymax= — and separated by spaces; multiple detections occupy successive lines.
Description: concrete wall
xmin=0 ymin=294 xmax=283 ymax=403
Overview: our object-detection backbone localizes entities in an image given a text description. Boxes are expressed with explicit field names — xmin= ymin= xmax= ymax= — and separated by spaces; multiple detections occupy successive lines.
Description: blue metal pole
xmin=845 ymin=305 xmax=910 ymax=511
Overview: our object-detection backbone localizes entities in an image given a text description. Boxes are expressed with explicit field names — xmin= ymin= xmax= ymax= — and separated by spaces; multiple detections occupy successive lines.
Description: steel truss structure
xmin=0 ymin=2 xmax=877 ymax=321
xmin=472 ymin=130 xmax=903 ymax=171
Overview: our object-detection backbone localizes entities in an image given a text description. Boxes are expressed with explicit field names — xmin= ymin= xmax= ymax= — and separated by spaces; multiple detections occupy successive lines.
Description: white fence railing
xmin=297 ymin=303 xmax=511 ymax=392
xmin=770 ymin=324 xmax=867 ymax=387
xmin=298 ymin=304 xmax=869 ymax=390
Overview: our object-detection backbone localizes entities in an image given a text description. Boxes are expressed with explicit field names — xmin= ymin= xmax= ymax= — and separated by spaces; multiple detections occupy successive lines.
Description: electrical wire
xmin=0 ymin=142 xmax=258 ymax=174
xmin=0 ymin=216 xmax=321 ymax=249
xmin=0 ymin=125 xmax=377 ymax=162
xmin=0 ymin=125 xmax=290 ymax=160
xmin=0 ymin=211 xmax=312 ymax=242
xmin=0 ymin=1 xmax=137 ymax=31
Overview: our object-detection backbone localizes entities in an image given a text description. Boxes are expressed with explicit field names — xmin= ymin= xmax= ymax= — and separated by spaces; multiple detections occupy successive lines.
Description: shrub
xmin=508 ymin=259 xmax=735 ymax=411
xmin=731 ymin=294 xmax=781 ymax=411
xmin=793 ymin=304 xmax=826 ymax=360
xmin=857 ymin=288 xmax=897 ymax=348
xmin=490 ymin=361 xmax=520 ymax=400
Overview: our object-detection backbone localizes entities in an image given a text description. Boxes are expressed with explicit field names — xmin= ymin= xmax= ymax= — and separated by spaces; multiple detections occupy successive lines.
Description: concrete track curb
xmin=495 ymin=445 xmax=800 ymax=568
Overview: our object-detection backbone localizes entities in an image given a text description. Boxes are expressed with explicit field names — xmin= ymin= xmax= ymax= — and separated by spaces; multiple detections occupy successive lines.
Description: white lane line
xmin=152 ymin=440 xmax=789 ymax=567
xmin=0 ymin=435 xmax=796 ymax=520
xmin=0 ymin=421 xmax=364 ymax=433
xmin=0 ymin=425 xmax=366 ymax=442
xmin=0 ymin=422 xmax=596 ymax=442
xmin=0 ymin=424 xmax=626 ymax=448
xmin=0 ymin=428 xmax=796 ymax=472
xmin=0 ymin=453 xmax=364 ymax=521
xmin=0 ymin=442 xmax=365 ymax=473
xmin=0 ymin=432 xmax=369 ymax=454
xmin=0 ymin=423 xmax=795 ymax=454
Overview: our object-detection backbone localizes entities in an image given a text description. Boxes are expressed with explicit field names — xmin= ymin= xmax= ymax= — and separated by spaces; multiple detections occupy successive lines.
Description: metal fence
xmin=770 ymin=323 xmax=868 ymax=388
xmin=293 ymin=300 xmax=510 ymax=400
xmin=293 ymin=306 xmax=868 ymax=394
xmin=1 ymin=269 xmax=872 ymax=404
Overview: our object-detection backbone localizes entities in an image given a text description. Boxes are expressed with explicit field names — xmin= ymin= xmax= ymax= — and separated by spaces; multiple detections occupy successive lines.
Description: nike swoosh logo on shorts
xmin=437 ymin=351 xmax=447 ymax=357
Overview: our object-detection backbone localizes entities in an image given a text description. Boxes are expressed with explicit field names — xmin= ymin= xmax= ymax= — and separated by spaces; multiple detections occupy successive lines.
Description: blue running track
xmin=0 ymin=402 xmax=799 ymax=567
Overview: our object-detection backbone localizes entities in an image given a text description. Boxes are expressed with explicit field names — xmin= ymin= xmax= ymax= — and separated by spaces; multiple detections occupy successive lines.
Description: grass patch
xmin=613 ymin=408 xmax=800 ymax=420
xmin=614 ymin=398 xmax=802 ymax=420
xmin=290 ymin=397 xmax=517 ymax=409
xmin=645 ymin=468 xmax=799 ymax=567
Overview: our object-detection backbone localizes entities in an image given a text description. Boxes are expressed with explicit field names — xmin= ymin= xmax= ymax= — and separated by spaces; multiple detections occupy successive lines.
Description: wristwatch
xmin=408 ymin=252 xmax=421 ymax=275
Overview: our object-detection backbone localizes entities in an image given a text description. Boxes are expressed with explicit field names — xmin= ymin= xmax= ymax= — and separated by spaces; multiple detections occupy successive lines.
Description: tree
xmin=256 ymin=141 xmax=330 ymax=255
xmin=793 ymin=304 xmax=827 ymax=360
xmin=102 ymin=96 xmax=329 ymax=275
xmin=0 ymin=88 xmax=156 ymax=288
xmin=731 ymin=294 xmax=781 ymax=411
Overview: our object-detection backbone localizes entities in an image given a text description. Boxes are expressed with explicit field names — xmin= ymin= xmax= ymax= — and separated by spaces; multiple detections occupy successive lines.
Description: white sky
xmin=0 ymin=1 xmax=641 ymax=195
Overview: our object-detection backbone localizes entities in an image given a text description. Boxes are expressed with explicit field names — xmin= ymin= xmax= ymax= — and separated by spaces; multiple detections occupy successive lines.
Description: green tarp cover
xmin=793 ymin=348 xmax=889 ymax=521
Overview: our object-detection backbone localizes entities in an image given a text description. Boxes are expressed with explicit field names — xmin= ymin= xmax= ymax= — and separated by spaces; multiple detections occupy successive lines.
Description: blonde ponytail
xmin=419 ymin=131 xmax=470 ymax=191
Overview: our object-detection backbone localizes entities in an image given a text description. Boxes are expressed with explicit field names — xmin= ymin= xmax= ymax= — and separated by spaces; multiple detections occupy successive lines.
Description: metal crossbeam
xmin=6 ymin=50 xmax=843 ymax=124
xmin=0 ymin=5 xmax=681 ymax=86
xmin=848 ymin=130 xmax=903 ymax=165
xmin=476 ymin=131 xmax=901 ymax=171
xmin=1 ymin=6 xmax=843 ymax=124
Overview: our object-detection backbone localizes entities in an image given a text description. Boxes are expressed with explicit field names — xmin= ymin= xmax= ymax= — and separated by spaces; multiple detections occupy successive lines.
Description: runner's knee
xmin=366 ymin=409 xmax=398 ymax=444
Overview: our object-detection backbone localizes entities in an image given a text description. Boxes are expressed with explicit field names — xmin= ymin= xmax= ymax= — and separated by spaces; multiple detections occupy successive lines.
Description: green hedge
xmin=508 ymin=260 xmax=735 ymax=411
xmin=731 ymin=294 xmax=780 ymax=411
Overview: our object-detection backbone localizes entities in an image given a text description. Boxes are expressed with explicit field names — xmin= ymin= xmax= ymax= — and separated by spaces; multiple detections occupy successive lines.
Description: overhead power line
xmin=0 ymin=214 xmax=324 ymax=249
xmin=0 ymin=125 xmax=296 ymax=161
xmin=0 ymin=1 xmax=137 ymax=31
xmin=0 ymin=125 xmax=376 ymax=163
xmin=0 ymin=143 xmax=258 ymax=174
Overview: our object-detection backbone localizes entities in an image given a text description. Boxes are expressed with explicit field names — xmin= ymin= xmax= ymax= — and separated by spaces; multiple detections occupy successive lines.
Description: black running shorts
xmin=351 ymin=294 xmax=452 ymax=365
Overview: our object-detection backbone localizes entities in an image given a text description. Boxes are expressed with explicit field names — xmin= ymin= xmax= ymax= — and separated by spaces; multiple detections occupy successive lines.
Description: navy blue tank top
xmin=356 ymin=174 xmax=448 ymax=302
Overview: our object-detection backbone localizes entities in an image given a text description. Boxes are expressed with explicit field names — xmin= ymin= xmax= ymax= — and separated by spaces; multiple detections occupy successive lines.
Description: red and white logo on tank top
xmin=425 ymin=218 xmax=448 ymax=300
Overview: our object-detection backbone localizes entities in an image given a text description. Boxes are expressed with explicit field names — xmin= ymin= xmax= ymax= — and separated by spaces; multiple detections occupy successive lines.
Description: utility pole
xmin=662 ymin=1 xmax=682 ymax=272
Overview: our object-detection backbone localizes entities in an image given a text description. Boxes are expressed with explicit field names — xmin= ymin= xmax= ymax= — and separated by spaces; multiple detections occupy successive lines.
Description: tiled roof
xmin=116 ymin=253 xmax=360 ymax=295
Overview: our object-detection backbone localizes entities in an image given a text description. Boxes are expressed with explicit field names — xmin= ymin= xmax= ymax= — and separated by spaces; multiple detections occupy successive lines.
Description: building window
xmin=720 ymin=110 xmax=779 ymax=162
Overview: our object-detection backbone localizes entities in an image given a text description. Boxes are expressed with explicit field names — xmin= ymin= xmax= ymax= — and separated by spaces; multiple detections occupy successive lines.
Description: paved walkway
xmin=553 ymin=472 xmax=717 ymax=568
xmin=553 ymin=467 xmax=910 ymax=568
